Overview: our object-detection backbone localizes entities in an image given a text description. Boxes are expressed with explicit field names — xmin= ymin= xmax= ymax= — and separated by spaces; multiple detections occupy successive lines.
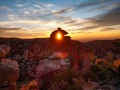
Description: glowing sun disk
xmin=56 ymin=32 xmax=62 ymax=40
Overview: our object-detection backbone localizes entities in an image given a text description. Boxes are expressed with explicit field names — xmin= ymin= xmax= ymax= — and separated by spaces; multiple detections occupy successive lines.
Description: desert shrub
xmin=28 ymin=81 xmax=37 ymax=90
xmin=83 ymin=79 xmax=99 ymax=90
xmin=90 ymin=59 xmax=114 ymax=83
xmin=113 ymin=59 xmax=120 ymax=71
xmin=19 ymin=80 xmax=37 ymax=90
xmin=53 ymin=68 xmax=80 ymax=83
xmin=67 ymin=85 xmax=82 ymax=90
xmin=72 ymin=78 xmax=86 ymax=88
xmin=53 ymin=69 xmax=69 ymax=83
xmin=90 ymin=65 xmax=107 ymax=81
xmin=67 ymin=77 xmax=86 ymax=90
xmin=49 ymin=78 xmax=85 ymax=90
xmin=48 ymin=80 xmax=68 ymax=90
xmin=83 ymin=70 xmax=98 ymax=82
xmin=95 ymin=59 xmax=112 ymax=67
xmin=90 ymin=65 xmax=101 ymax=74
xmin=49 ymin=67 xmax=86 ymax=90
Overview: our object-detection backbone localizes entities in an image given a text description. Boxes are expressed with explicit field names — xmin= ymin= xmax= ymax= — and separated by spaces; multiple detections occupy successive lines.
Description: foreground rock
xmin=36 ymin=52 xmax=70 ymax=90
xmin=0 ymin=44 xmax=19 ymax=90
xmin=0 ymin=59 xmax=19 ymax=90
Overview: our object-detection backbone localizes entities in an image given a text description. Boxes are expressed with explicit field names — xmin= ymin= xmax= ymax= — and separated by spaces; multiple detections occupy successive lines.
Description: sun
xmin=56 ymin=32 xmax=63 ymax=40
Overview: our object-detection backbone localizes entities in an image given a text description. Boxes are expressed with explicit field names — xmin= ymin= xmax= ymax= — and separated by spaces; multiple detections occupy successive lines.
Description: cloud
xmin=77 ymin=6 xmax=120 ymax=31
xmin=8 ymin=14 xmax=20 ymax=21
xmin=75 ymin=0 xmax=112 ymax=9
xmin=0 ymin=0 xmax=119 ymax=37
xmin=64 ymin=19 xmax=79 ymax=24
xmin=77 ymin=26 xmax=99 ymax=31
xmin=47 ymin=7 xmax=74 ymax=15
xmin=0 ymin=6 xmax=13 ymax=11
xmin=0 ymin=27 xmax=21 ymax=34
xmin=0 ymin=20 xmax=68 ymax=30
xmin=93 ymin=2 xmax=120 ymax=12
xmin=63 ymin=5 xmax=120 ymax=32
xmin=0 ymin=26 xmax=47 ymax=36
xmin=71 ymin=31 xmax=92 ymax=34
xmin=47 ymin=0 xmax=112 ymax=16
xmin=100 ymin=27 xmax=119 ymax=31
xmin=12 ymin=1 xmax=55 ymax=21
xmin=0 ymin=6 xmax=9 ymax=10
xmin=0 ymin=27 xmax=49 ymax=38
xmin=45 ymin=4 xmax=54 ymax=7
xmin=0 ymin=27 xmax=21 ymax=30
xmin=7 ymin=0 xmax=113 ymax=25
xmin=90 ymin=7 xmax=120 ymax=27
xmin=15 ymin=4 xmax=24 ymax=7
xmin=33 ymin=4 xmax=44 ymax=9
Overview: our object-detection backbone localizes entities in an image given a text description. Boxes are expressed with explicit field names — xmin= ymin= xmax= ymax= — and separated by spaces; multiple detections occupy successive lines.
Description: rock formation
xmin=0 ymin=45 xmax=19 ymax=90
xmin=50 ymin=28 xmax=71 ymax=49
xmin=36 ymin=52 xmax=70 ymax=90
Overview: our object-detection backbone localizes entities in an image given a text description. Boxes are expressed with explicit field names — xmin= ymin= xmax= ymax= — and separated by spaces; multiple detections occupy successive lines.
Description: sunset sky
xmin=0 ymin=0 xmax=120 ymax=42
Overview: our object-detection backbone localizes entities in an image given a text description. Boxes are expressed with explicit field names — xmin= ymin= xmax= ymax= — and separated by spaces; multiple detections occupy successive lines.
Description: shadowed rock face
xmin=50 ymin=28 xmax=71 ymax=48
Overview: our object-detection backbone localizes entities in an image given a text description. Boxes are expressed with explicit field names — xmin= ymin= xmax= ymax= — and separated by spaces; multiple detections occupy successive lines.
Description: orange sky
xmin=0 ymin=27 xmax=119 ymax=42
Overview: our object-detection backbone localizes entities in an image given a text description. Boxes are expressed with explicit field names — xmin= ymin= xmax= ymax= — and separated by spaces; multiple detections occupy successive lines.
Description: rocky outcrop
xmin=36 ymin=52 xmax=70 ymax=90
xmin=22 ymin=45 xmax=42 ymax=61
xmin=0 ymin=45 xmax=19 ymax=90
xmin=36 ymin=59 xmax=70 ymax=77
xmin=0 ymin=59 xmax=19 ymax=90
xmin=0 ymin=44 xmax=10 ymax=58
xmin=50 ymin=28 xmax=71 ymax=48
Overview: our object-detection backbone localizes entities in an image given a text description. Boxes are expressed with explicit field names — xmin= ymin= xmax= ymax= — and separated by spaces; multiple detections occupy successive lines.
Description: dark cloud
xmin=75 ymin=0 xmax=112 ymax=10
xmin=77 ymin=6 xmax=120 ymax=31
xmin=100 ymin=27 xmax=118 ymax=31
xmin=46 ymin=7 xmax=74 ymax=16
xmin=54 ymin=1 xmax=120 ymax=32
xmin=78 ymin=26 xmax=99 ymax=31
xmin=63 ymin=19 xmax=85 ymax=26
xmin=64 ymin=19 xmax=78 ymax=24
xmin=57 ymin=15 xmax=72 ymax=21
xmin=85 ymin=2 xmax=120 ymax=13
xmin=0 ymin=27 xmax=21 ymax=30
xmin=45 ymin=0 xmax=115 ymax=24
xmin=53 ymin=7 xmax=73 ymax=14
xmin=93 ymin=2 xmax=120 ymax=11
xmin=71 ymin=31 xmax=82 ymax=34
xmin=47 ymin=0 xmax=112 ymax=16
xmin=90 ymin=7 xmax=120 ymax=27
xmin=71 ymin=31 xmax=92 ymax=34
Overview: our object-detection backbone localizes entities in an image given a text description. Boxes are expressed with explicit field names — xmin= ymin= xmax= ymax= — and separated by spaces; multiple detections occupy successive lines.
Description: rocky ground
xmin=0 ymin=39 xmax=120 ymax=90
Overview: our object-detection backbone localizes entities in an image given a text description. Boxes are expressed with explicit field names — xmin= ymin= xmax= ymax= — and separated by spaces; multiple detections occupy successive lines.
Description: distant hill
xmin=84 ymin=39 xmax=120 ymax=55
xmin=85 ymin=39 xmax=120 ymax=47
